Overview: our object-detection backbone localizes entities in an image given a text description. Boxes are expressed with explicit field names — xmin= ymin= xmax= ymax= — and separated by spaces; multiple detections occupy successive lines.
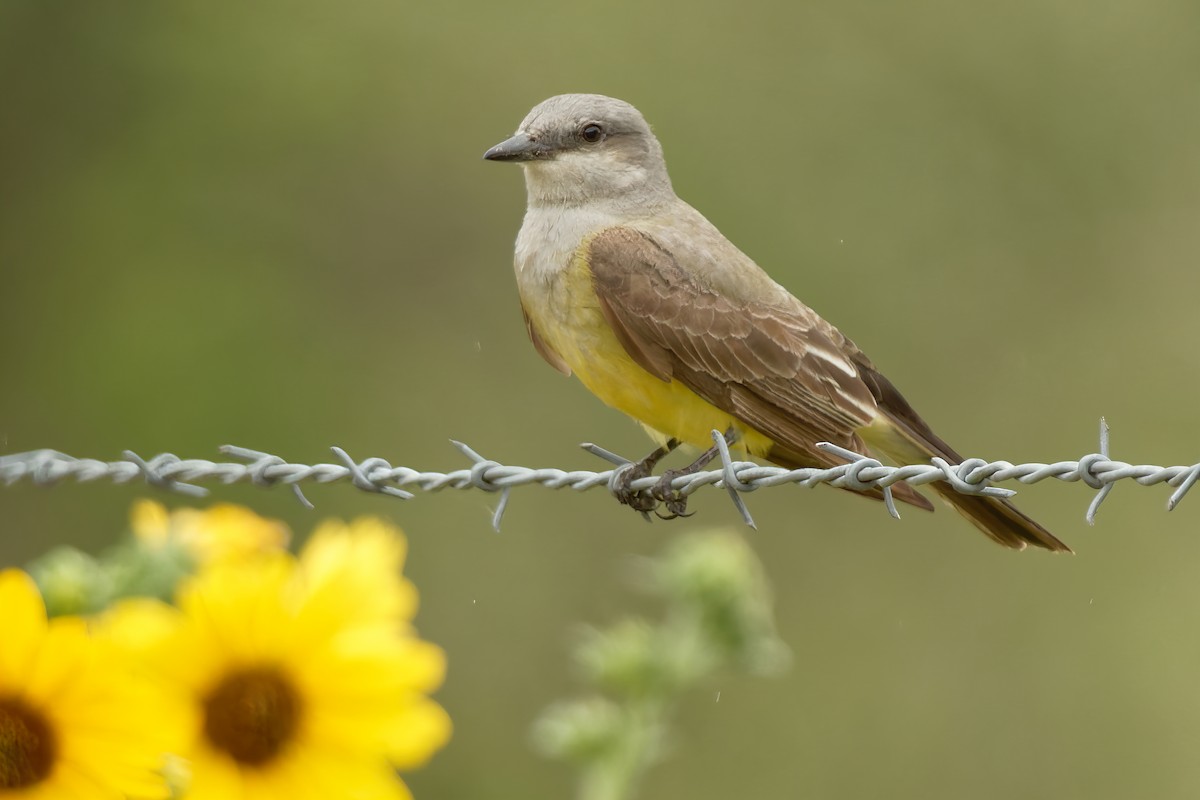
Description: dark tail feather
xmin=929 ymin=477 xmax=1072 ymax=553
xmin=853 ymin=382 xmax=1072 ymax=552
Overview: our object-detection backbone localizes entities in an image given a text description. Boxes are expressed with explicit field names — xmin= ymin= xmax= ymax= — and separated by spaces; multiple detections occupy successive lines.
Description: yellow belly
xmin=577 ymin=345 xmax=774 ymax=457
xmin=524 ymin=250 xmax=773 ymax=457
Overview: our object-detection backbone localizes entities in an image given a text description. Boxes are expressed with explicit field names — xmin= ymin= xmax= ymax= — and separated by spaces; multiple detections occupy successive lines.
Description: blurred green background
xmin=3 ymin=1 xmax=1200 ymax=797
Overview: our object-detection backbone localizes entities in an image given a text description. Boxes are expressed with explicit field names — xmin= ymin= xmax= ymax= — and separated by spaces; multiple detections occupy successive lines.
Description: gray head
xmin=484 ymin=94 xmax=675 ymax=209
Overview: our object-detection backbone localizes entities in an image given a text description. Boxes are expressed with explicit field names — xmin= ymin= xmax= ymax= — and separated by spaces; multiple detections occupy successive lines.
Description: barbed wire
xmin=2 ymin=421 xmax=1197 ymax=530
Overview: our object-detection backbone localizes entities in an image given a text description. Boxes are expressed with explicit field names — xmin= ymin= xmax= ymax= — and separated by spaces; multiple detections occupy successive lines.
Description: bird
xmin=484 ymin=93 xmax=1069 ymax=553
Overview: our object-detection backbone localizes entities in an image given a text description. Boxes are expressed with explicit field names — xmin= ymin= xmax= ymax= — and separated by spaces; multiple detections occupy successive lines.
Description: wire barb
xmin=1084 ymin=417 xmax=1114 ymax=525
xmin=817 ymin=442 xmax=901 ymax=519
xmin=221 ymin=445 xmax=315 ymax=509
xmin=450 ymin=440 xmax=512 ymax=531
xmin=3 ymin=420 xmax=1198 ymax=528
xmin=711 ymin=429 xmax=758 ymax=529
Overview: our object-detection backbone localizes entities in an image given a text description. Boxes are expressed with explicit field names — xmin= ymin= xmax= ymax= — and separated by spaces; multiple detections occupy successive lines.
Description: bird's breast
xmin=514 ymin=208 xmax=613 ymax=368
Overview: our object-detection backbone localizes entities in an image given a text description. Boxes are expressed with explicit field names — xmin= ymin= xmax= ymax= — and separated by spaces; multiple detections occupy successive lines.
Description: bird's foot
xmin=612 ymin=430 xmax=741 ymax=520
xmin=649 ymin=428 xmax=741 ymax=520
xmin=613 ymin=460 xmax=660 ymax=514
xmin=612 ymin=439 xmax=680 ymax=514
xmin=650 ymin=469 xmax=695 ymax=519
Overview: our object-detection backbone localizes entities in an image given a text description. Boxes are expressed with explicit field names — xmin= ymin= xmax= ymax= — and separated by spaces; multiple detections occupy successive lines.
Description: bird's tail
xmin=927 ymin=481 xmax=1071 ymax=552
xmin=860 ymin=416 xmax=1072 ymax=553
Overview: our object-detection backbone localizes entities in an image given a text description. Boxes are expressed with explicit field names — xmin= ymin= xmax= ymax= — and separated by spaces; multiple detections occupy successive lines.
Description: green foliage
xmin=534 ymin=529 xmax=789 ymax=800
xmin=27 ymin=534 xmax=192 ymax=617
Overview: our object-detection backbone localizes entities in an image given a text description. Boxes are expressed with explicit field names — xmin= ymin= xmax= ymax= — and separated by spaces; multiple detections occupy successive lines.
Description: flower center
xmin=0 ymin=697 xmax=56 ymax=789
xmin=203 ymin=667 xmax=301 ymax=766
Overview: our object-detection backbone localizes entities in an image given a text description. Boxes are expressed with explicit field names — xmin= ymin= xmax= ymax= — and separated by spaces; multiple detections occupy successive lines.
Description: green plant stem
xmin=579 ymin=697 xmax=667 ymax=800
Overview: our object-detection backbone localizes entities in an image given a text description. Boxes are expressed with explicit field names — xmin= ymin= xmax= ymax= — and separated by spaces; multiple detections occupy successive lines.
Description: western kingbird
xmin=485 ymin=93 xmax=1068 ymax=552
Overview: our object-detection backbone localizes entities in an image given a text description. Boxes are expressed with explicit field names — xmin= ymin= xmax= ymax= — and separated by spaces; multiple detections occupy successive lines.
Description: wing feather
xmin=587 ymin=226 xmax=878 ymax=468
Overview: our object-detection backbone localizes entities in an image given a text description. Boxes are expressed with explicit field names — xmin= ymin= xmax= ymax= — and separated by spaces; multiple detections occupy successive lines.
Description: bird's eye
xmin=580 ymin=123 xmax=604 ymax=143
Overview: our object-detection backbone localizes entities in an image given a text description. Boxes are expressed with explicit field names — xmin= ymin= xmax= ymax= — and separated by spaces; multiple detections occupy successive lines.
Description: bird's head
xmin=484 ymin=94 xmax=674 ymax=209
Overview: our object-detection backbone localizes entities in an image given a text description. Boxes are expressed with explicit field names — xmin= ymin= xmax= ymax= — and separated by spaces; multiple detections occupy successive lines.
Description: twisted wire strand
xmin=3 ymin=421 xmax=1197 ymax=530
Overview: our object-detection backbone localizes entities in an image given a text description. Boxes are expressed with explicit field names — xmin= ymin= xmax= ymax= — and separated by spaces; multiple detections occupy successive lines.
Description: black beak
xmin=483 ymin=133 xmax=542 ymax=162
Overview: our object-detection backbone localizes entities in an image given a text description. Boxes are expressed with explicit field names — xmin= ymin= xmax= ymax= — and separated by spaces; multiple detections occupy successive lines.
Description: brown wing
xmin=586 ymin=225 xmax=1073 ymax=549
xmin=586 ymin=226 xmax=932 ymax=512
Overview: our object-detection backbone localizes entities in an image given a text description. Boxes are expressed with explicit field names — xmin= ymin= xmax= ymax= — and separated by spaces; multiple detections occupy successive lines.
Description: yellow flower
xmin=294 ymin=517 xmax=419 ymax=633
xmin=107 ymin=518 xmax=450 ymax=800
xmin=132 ymin=500 xmax=290 ymax=566
xmin=0 ymin=569 xmax=177 ymax=799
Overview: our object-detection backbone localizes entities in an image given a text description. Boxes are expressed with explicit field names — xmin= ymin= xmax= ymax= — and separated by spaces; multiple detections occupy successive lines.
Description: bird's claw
xmin=650 ymin=470 xmax=693 ymax=519
xmin=613 ymin=462 xmax=659 ymax=513
xmin=613 ymin=462 xmax=691 ymax=518
xmin=653 ymin=504 xmax=694 ymax=520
